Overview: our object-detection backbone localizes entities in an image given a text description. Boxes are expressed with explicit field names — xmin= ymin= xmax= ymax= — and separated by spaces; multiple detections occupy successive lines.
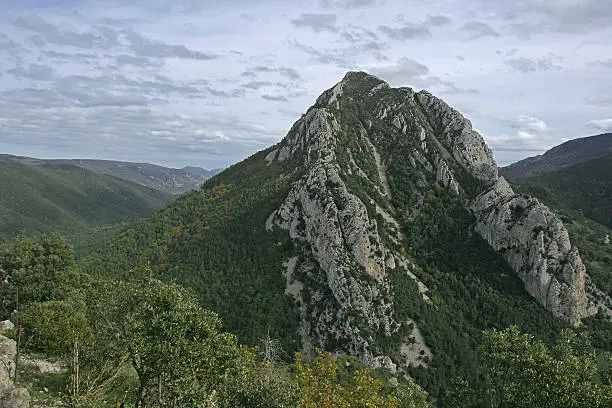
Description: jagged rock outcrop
xmin=263 ymin=71 xmax=606 ymax=368
xmin=1 ymin=335 xmax=30 ymax=408
xmin=470 ymin=178 xmax=596 ymax=323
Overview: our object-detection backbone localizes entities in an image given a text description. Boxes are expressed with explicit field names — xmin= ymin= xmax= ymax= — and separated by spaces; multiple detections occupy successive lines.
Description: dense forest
xmin=1 ymin=145 xmax=611 ymax=406
xmin=1 ymin=233 xmax=610 ymax=407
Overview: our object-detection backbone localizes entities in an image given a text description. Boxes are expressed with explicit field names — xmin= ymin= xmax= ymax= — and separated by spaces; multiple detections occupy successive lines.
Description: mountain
xmin=181 ymin=166 xmax=224 ymax=178
xmin=503 ymin=148 xmax=612 ymax=305
xmin=0 ymin=160 xmax=172 ymax=254
xmin=500 ymin=133 xmax=612 ymax=180
xmin=508 ymin=152 xmax=612 ymax=229
xmin=78 ymin=72 xmax=611 ymax=395
xmin=0 ymin=155 xmax=212 ymax=195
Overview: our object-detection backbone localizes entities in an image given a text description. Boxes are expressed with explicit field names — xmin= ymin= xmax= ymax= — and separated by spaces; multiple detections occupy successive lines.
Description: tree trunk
xmin=14 ymin=287 xmax=20 ymax=381
xmin=72 ymin=338 xmax=79 ymax=396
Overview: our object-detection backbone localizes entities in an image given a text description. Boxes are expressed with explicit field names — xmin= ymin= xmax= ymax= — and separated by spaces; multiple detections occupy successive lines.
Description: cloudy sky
xmin=0 ymin=0 xmax=611 ymax=169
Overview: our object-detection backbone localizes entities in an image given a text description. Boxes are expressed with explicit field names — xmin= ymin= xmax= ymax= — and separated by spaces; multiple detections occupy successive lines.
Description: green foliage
xmin=445 ymin=326 xmax=612 ymax=408
xmin=98 ymin=274 xmax=240 ymax=407
xmin=0 ymin=233 xmax=79 ymax=318
xmin=21 ymin=299 xmax=90 ymax=356
xmin=512 ymin=152 xmax=612 ymax=229
xmin=0 ymin=162 xmax=172 ymax=256
xmin=295 ymin=350 xmax=401 ymax=408
xmin=78 ymin=152 xmax=301 ymax=353
xmin=218 ymin=345 xmax=299 ymax=408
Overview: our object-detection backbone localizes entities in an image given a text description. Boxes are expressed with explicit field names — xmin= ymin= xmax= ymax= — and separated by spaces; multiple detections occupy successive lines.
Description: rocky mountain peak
xmin=261 ymin=72 xmax=608 ymax=366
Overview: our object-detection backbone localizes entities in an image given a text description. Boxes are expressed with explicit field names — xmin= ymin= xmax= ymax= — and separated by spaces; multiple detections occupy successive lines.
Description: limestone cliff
xmin=264 ymin=71 xmax=608 ymax=367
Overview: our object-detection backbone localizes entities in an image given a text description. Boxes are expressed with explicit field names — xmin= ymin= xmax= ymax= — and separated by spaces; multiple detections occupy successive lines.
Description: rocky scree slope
xmin=262 ymin=71 xmax=608 ymax=367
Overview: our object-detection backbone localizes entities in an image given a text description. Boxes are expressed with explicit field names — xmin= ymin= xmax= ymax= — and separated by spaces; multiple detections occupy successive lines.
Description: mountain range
xmin=0 ymin=154 xmax=221 ymax=195
xmin=0 ymin=159 xmax=174 ymax=255
xmin=500 ymin=133 xmax=612 ymax=180
xmin=77 ymin=72 xmax=612 ymax=396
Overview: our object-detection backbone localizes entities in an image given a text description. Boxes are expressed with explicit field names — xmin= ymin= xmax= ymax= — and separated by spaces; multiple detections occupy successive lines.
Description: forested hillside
xmin=0 ymin=161 xmax=172 ymax=255
xmin=509 ymin=152 xmax=612 ymax=229
xmin=0 ymin=154 xmax=214 ymax=195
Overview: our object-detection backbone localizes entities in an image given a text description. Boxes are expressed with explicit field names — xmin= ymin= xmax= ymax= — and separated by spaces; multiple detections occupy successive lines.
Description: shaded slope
xmin=500 ymin=133 xmax=612 ymax=180
xmin=510 ymin=152 xmax=612 ymax=229
xmin=0 ymin=155 xmax=211 ymax=195
xmin=0 ymin=161 xmax=172 ymax=253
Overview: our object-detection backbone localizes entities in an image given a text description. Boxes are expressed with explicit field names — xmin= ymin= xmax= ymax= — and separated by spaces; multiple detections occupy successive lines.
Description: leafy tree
xmin=103 ymin=275 xmax=240 ymax=407
xmin=21 ymin=299 xmax=91 ymax=396
xmin=217 ymin=345 xmax=299 ymax=408
xmin=0 ymin=233 xmax=77 ymax=316
xmin=445 ymin=326 xmax=612 ymax=408
xmin=296 ymin=350 xmax=399 ymax=408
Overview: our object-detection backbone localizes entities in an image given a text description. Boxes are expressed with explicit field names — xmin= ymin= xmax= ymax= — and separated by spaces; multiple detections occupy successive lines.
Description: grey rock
xmin=0 ymin=321 xmax=14 ymax=331
xmin=0 ymin=335 xmax=29 ymax=408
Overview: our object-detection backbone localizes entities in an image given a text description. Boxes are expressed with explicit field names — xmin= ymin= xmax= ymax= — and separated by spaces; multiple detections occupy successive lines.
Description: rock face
xmin=470 ymin=178 xmax=595 ymax=323
xmin=264 ymin=71 xmax=607 ymax=366
xmin=0 ymin=335 xmax=30 ymax=408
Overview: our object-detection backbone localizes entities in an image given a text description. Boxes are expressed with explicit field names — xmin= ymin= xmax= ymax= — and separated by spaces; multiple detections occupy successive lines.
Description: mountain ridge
xmin=500 ymin=133 xmax=612 ymax=180
xmin=0 ymin=154 xmax=220 ymax=195
xmin=0 ymin=160 xmax=173 ymax=254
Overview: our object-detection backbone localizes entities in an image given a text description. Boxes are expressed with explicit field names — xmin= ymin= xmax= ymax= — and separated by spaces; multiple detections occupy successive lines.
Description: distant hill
xmin=500 ymin=133 xmax=612 ymax=180
xmin=0 ymin=155 xmax=215 ymax=195
xmin=181 ymin=166 xmax=223 ymax=178
xmin=0 ymin=160 xmax=172 ymax=255
xmin=509 ymin=152 xmax=612 ymax=229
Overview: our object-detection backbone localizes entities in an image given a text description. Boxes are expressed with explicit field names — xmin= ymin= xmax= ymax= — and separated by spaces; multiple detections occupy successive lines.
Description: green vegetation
xmin=1 ymin=233 xmax=432 ymax=407
xmin=511 ymin=152 xmax=612 ymax=229
xmin=78 ymin=152 xmax=301 ymax=352
xmin=0 ymin=161 xmax=172 ymax=256
xmin=445 ymin=326 xmax=612 ymax=407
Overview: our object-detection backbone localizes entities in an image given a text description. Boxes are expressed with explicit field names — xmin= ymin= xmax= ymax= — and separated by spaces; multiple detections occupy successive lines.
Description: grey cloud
xmin=203 ymin=87 xmax=246 ymax=99
xmin=589 ymin=59 xmax=612 ymax=68
xmin=14 ymin=16 xmax=120 ymax=49
xmin=262 ymin=94 xmax=289 ymax=102
xmin=115 ymin=54 xmax=165 ymax=68
xmin=369 ymin=58 xmax=478 ymax=95
xmin=241 ymin=66 xmax=303 ymax=81
xmin=461 ymin=21 xmax=500 ymax=39
xmin=370 ymin=57 xmax=429 ymax=84
xmin=57 ymin=88 xmax=150 ymax=108
xmin=292 ymin=38 xmax=389 ymax=67
xmin=585 ymin=96 xmax=612 ymax=107
xmin=0 ymin=102 xmax=282 ymax=167
xmin=506 ymin=57 xmax=561 ymax=73
xmin=123 ymin=30 xmax=217 ymax=60
xmin=537 ymin=0 xmax=612 ymax=33
xmin=426 ymin=15 xmax=451 ymax=26
xmin=44 ymin=50 xmax=99 ymax=63
xmin=292 ymin=41 xmax=354 ymax=67
xmin=291 ymin=13 xmax=338 ymax=32
xmin=7 ymin=64 xmax=56 ymax=81
xmin=3 ymin=71 xmax=205 ymax=112
xmin=13 ymin=15 xmax=57 ymax=36
xmin=320 ymin=0 xmax=380 ymax=8
xmin=586 ymin=118 xmax=612 ymax=132
xmin=378 ymin=23 xmax=431 ymax=40
xmin=242 ymin=81 xmax=272 ymax=90
xmin=341 ymin=25 xmax=379 ymax=43
xmin=0 ymin=88 xmax=68 ymax=108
